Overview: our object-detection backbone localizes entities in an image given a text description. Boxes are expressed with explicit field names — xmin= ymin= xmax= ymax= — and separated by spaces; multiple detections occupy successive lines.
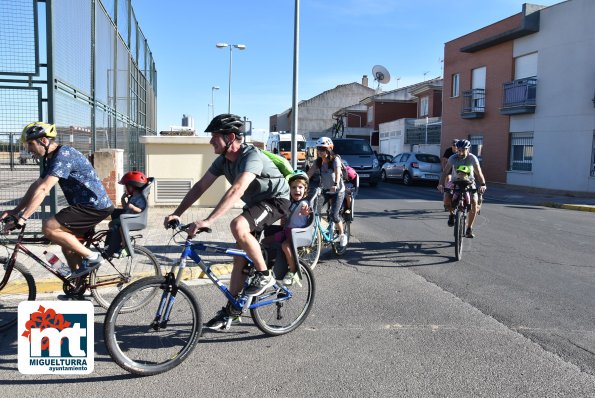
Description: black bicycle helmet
xmin=204 ymin=114 xmax=244 ymax=136
xmin=456 ymin=139 xmax=471 ymax=149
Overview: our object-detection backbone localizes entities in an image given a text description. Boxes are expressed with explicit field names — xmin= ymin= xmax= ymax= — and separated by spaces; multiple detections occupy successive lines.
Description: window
xmin=420 ymin=96 xmax=429 ymax=117
xmin=469 ymin=135 xmax=483 ymax=162
xmin=509 ymin=132 xmax=533 ymax=171
xmin=451 ymin=73 xmax=460 ymax=97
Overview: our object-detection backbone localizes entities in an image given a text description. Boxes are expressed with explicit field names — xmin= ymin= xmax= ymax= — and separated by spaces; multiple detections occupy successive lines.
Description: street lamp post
xmin=211 ymin=86 xmax=220 ymax=119
xmin=215 ymin=43 xmax=246 ymax=113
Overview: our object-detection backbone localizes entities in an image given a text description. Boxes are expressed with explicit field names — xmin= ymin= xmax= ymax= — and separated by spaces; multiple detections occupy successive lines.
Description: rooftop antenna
xmin=372 ymin=65 xmax=391 ymax=93
xmin=396 ymin=77 xmax=401 ymax=89
xmin=423 ymin=71 xmax=429 ymax=81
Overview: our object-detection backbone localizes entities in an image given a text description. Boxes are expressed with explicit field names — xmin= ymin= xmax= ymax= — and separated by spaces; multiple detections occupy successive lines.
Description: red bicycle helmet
xmin=119 ymin=171 xmax=148 ymax=188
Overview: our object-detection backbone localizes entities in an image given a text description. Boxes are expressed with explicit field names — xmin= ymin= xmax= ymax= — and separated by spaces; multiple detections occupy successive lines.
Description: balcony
xmin=461 ymin=89 xmax=485 ymax=119
xmin=500 ymin=77 xmax=537 ymax=115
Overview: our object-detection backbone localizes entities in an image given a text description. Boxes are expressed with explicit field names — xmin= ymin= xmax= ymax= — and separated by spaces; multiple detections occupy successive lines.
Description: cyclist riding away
xmin=306 ymin=137 xmax=347 ymax=247
xmin=163 ymin=114 xmax=290 ymax=330
xmin=437 ymin=139 xmax=487 ymax=238
xmin=0 ymin=122 xmax=114 ymax=277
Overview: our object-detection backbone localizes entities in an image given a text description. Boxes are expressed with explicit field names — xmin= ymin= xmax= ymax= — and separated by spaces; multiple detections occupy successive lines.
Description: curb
xmin=31 ymin=263 xmax=234 ymax=295
xmin=541 ymin=202 xmax=595 ymax=212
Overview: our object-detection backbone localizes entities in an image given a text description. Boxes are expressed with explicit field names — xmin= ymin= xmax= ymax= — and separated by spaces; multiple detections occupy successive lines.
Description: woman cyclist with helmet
xmin=164 ymin=114 xmax=291 ymax=330
xmin=437 ymin=139 xmax=487 ymax=238
xmin=104 ymin=171 xmax=149 ymax=257
xmin=306 ymin=137 xmax=348 ymax=247
xmin=0 ymin=122 xmax=114 ymax=277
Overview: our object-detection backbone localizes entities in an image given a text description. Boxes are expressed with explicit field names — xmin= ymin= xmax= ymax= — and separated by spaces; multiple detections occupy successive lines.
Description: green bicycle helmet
xmin=456 ymin=165 xmax=472 ymax=175
xmin=288 ymin=170 xmax=309 ymax=185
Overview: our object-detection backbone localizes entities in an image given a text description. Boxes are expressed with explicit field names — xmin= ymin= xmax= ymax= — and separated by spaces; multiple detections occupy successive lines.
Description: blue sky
xmin=132 ymin=0 xmax=562 ymax=140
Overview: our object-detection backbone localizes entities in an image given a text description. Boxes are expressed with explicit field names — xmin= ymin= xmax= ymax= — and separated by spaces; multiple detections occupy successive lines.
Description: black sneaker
xmin=244 ymin=271 xmax=275 ymax=296
xmin=70 ymin=255 xmax=104 ymax=278
xmin=204 ymin=307 xmax=242 ymax=330
xmin=447 ymin=214 xmax=455 ymax=227
xmin=465 ymin=228 xmax=475 ymax=238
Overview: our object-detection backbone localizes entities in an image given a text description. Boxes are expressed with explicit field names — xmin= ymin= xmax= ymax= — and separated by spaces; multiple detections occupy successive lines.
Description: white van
xmin=266 ymin=132 xmax=307 ymax=168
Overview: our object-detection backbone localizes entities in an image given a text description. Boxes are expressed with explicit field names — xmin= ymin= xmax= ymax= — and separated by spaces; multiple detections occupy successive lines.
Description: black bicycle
xmin=450 ymin=181 xmax=478 ymax=261
xmin=0 ymin=219 xmax=160 ymax=331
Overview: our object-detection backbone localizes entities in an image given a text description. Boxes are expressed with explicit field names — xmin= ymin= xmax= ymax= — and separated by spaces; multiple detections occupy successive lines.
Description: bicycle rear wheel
xmin=332 ymin=220 xmax=350 ymax=256
xmin=90 ymin=245 xmax=161 ymax=311
xmin=0 ymin=258 xmax=36 ymax=331
xmin=251 ymin=262 xmax=315 ymax=336
xmin=104 ymin=276 xmax=202 ymax=376
xmin=298 ymin=228 xmax=322 ymax=269
xmin=454 ymin=211 xmax=465 ymax=261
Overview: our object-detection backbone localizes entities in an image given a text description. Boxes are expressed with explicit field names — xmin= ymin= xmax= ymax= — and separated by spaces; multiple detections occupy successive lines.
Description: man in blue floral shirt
xmin=1 ymin=122 xmax=114 ymax=277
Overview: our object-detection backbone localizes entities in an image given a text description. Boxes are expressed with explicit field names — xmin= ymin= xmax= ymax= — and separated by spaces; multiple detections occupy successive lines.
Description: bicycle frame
xmin=153 ymin=236 xmax=294 ymax=327
xmin=0 ymin=227 xmax=76 ymax=291
xmin=0 ymin=225 xmax=135 ymax=292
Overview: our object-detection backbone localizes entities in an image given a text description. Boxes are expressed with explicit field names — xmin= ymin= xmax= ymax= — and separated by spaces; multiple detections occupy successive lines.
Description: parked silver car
xmin=381 ymin=152 xmax=442 ymax=185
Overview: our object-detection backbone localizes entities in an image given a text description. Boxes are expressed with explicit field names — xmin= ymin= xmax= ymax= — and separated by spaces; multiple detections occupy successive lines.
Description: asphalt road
xmin=1 ymin=182 xmax=594 ymax=397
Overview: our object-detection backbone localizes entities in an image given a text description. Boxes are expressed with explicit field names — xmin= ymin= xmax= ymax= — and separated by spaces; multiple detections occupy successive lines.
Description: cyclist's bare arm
xmin=438 ymin=160 xmax=453 ymax=192
xmin=474 ymin=164 xmax=487 ymax=193
xmin=164 ymin=171 xmax=218 ymax=227
xmin=18 ymin=176 xmax=58 ymax=221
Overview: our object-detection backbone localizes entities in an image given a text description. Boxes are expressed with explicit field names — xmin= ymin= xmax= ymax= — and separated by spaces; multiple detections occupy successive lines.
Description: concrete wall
xmin=94 ymin=149 xmax=124 ymax=206
xmin=295 ymin=83 xmax=375 ymax=139
xmin=508 ymin=0 xmax=595 ymax=192
xmin=140 ymin=136 xmax=232 ymax=207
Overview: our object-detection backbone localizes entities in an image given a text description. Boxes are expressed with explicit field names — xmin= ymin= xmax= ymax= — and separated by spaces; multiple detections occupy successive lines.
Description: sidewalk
xmin=482 ymin=183 xmax=595 ymax=212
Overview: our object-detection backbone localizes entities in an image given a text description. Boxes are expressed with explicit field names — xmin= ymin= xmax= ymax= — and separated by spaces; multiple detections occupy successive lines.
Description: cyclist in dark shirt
xmin=1 ymin=122 xmax=114 ymax=277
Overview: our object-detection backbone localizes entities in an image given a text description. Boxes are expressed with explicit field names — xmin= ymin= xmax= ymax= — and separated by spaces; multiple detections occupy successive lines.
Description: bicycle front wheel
xmin=251 ymin=262 xmax=315 ymax=336
xmin=90 ymin=245 xmax=161 ymax=311
xmin=454 ymin=211 xmax=465 ymax=261
xmin=298 ymin=228 xmax=322 ymax=269
xmin=104 ymin=276 xmax=202 ymax=376
xmin=0 ymin=258 xmax=36 ymax=331
xmin=332 ymin=220 xmax=350 ymax=256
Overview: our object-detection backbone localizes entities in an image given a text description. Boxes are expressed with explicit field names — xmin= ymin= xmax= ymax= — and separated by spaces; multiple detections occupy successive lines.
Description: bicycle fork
xmin=149 ymin=272 xmax=178 ymax=330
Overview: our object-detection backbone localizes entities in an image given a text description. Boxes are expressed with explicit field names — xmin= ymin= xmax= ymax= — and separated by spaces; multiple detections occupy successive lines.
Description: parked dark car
xmin=332 ymin=138 xmax=381 ymax=187
xmin=381 ymin=152 xmax=442 ymax=185
xmin=376 ymin=153 xmax=393 ymax=167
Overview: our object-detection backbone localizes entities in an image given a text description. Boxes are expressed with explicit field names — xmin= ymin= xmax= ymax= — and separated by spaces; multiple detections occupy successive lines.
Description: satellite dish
xmin=372 ymin=65 xmax=391 ymax=89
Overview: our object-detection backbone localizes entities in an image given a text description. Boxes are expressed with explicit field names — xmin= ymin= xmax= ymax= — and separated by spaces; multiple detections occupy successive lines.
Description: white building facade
xmin=507 ymin=0 xmax=595 ymax=192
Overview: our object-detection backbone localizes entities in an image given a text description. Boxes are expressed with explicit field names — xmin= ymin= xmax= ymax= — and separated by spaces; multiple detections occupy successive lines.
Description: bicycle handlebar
xmin=1 ymin=215 xmax=24 ymax=231
xmin=167 ymin=219 xmax=212 ymax=234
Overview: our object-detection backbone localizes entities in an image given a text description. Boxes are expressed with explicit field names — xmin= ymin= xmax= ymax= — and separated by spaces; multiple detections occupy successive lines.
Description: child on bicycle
xmin=263 ymin=171 xmax=310 ymax=286
xmin=105 ymin=171 xmax=148 ymax=257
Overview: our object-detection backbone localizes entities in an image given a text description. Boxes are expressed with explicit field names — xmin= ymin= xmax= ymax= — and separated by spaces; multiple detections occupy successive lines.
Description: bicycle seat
xmin=119 ymin=177 xmax=154 ymax=256
xmin=289 ymin=188 xmax=320 ymax=279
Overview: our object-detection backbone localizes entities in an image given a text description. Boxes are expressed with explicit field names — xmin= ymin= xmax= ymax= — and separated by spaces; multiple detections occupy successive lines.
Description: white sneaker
xmin=339 ymin=233 xmax=348 ymax=247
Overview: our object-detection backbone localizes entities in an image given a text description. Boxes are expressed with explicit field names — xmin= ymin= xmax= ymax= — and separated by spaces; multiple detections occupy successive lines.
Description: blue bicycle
xmin=104 ymin=222 xmax=316 ymax=376
xmin=297 ymin=186 xmax=354 ymax=269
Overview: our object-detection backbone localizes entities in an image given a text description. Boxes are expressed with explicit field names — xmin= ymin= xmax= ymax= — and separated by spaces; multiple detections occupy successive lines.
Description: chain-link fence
xmin=0 ymin=0 xmax=157 ymax=230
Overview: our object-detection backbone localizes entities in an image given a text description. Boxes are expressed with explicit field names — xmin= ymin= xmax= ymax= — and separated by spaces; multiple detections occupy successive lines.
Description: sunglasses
xmin=317 ymin=147 xmax=328 ymax=152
